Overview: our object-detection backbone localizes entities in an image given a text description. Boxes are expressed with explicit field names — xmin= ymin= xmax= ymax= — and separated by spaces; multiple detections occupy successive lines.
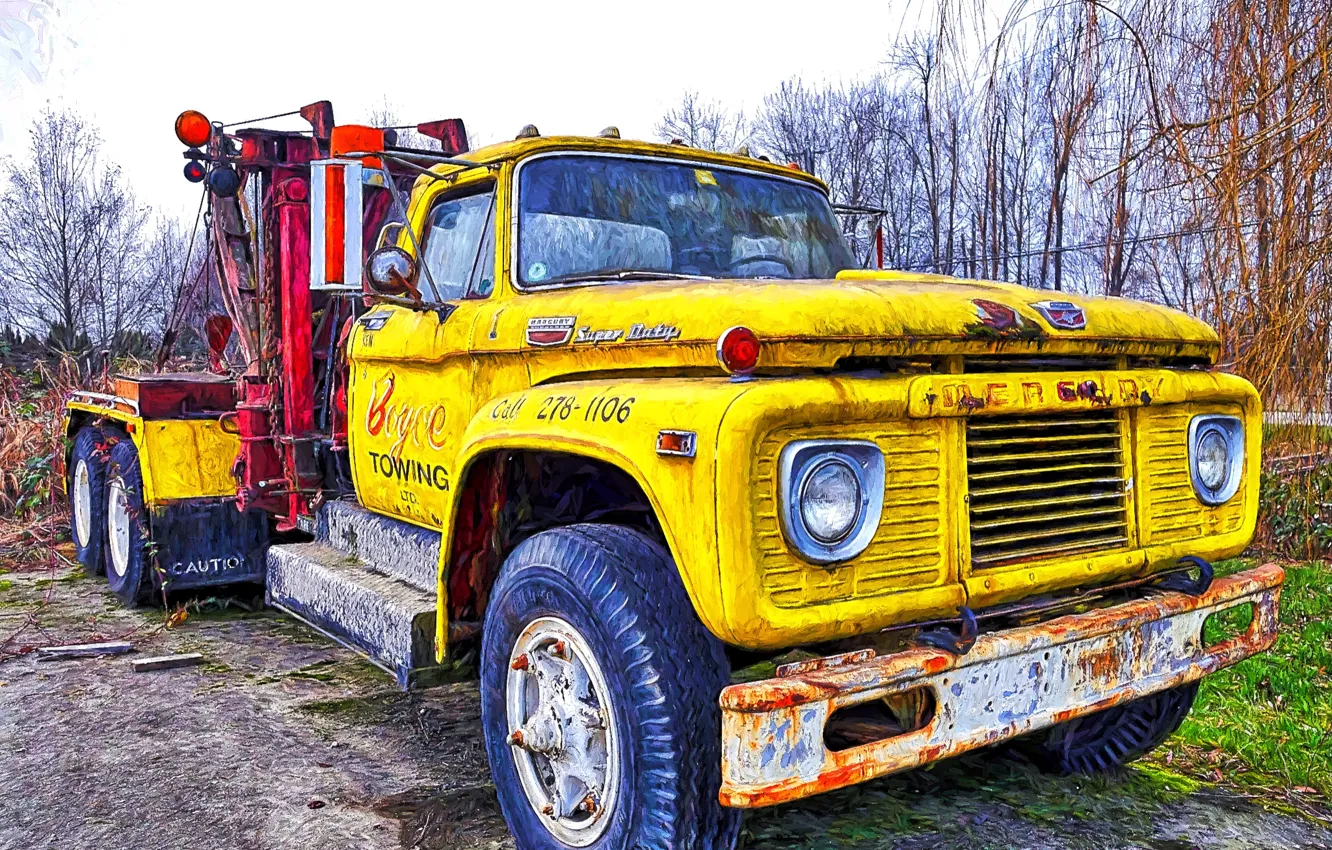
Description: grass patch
xmin=1151 ymin=557 xmax=1332 ymax=800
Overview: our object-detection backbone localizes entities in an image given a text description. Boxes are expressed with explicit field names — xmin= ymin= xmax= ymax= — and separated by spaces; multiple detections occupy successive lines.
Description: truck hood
xmin=487 ymin=270 xmax=1219 ymax=381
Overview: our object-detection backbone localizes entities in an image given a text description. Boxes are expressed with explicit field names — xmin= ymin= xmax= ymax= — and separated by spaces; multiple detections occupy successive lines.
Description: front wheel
xmin=1030 ymin=682 xmax=1199 ymax=774
xmin=480 ymin=524 xmax=740 ymax=850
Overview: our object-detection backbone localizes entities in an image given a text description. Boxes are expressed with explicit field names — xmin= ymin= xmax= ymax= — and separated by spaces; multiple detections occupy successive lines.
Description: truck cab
xmin=64 ymin=109 xmax=1283 ymax=850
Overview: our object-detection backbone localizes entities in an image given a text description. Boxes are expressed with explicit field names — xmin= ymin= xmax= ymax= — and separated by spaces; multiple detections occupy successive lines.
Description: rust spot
xmin=1076 ymin=645 xmax=1122 ymax=683
xmin=719 ymin=564 xmax=1286 ymax=809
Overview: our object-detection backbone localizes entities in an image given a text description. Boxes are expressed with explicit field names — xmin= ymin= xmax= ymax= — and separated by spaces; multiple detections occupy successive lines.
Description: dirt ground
xmin=2 ymin=557 xmax=1329 ymax=850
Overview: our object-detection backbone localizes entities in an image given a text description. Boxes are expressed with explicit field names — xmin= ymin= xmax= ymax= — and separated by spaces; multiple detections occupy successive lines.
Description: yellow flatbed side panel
xmin=65 ymin=401 xmax=239 ymax=506
xmin=135 ymin=419 xmax=239 ymax=505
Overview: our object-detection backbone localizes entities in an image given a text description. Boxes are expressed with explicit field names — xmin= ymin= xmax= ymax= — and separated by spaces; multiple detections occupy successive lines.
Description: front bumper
xmin=719 ymin=563 xmax=1283 ymax=808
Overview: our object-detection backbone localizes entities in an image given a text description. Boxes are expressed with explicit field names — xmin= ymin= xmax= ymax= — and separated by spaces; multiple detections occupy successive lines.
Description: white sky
xmin=1 ymin=0 xmax=929 ymax=220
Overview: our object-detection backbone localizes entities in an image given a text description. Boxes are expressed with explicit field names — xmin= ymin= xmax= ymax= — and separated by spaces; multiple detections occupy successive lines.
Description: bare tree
xmin=656 ymin=91 xmax=747 ymax=152
xmin=368 ymin=99 xmax=447 ymax=152
xmin=0 ymin=110 xmax=105 ymax=351
xmin=0 ymin=109 xmax=171 ymax=358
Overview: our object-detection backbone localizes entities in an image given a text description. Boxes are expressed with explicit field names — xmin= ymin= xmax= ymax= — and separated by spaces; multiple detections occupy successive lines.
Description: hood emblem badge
xmin=972 ymin=299 xmax=1023 ymax=331
xmin=525 ymin=316 xmax=576 ymax=347
xmin=1032 ymin=300 xmax=1087 ymax=330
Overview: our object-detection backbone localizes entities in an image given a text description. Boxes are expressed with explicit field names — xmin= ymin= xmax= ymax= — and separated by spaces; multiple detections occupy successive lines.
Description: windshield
xmin=516 ymin=154 xmax=854 ymax=286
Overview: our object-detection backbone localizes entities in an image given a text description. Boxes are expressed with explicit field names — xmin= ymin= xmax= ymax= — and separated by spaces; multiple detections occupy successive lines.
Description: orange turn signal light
xmin=656 ymin=430 xmax=697 ymax=458
xmin=175 ymin=110 xmax=211 ymax=148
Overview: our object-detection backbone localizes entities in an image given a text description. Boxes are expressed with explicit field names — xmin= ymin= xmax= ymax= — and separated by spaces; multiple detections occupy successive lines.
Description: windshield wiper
xmin=540 ymin=269 xmax=716 ymax=285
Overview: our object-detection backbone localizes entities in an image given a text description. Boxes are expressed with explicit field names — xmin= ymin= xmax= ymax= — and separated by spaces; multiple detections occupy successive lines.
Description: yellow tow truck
xmin=62 ymin=103 xmax=1281 ymax=849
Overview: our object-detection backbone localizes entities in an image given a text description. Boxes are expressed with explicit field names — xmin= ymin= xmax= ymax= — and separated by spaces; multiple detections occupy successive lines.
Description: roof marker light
xmin=175 ymin=110 xmax=211 ymax=148
xmin=717 ymin=326 xmax=760 ymax=377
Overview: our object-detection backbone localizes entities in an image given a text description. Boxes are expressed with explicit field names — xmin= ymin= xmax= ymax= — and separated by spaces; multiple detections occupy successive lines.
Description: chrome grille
xmin=965 ymin=411 xmax=1130 ymax=569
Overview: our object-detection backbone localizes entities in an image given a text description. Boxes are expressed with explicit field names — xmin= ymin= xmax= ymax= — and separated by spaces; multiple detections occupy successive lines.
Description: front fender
xmin=445 ymin=378 xmax=754 ymax=645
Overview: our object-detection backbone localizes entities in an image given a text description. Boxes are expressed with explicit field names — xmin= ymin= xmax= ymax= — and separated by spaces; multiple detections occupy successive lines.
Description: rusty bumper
xmin=719 ymin=563 xmax=1283 ymax=808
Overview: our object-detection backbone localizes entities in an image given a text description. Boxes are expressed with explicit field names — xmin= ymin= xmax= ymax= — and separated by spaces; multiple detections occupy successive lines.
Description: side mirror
xmin=365 ymin=246 xmax=418 ymax=297
xmin=375 ymin=221 xmax=404 ymax=250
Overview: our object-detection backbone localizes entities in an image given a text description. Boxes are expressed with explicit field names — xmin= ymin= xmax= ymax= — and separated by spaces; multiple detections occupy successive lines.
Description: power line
xmin=836 ymin=207 xmax=1330 ymax=271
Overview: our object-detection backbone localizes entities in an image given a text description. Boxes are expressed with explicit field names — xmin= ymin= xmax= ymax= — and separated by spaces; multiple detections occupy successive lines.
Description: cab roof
xmin=420 ymin=134 xmax=830 ymax=193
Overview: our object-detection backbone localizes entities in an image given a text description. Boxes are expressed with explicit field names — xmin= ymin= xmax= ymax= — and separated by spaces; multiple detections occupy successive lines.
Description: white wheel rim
xmin=506 ymin=616 xmax=620 ymax=846
xmin=73 ymin=459 xmax=92 ymax=548
xmin=107 ymin=478 xmax=132 ymax=578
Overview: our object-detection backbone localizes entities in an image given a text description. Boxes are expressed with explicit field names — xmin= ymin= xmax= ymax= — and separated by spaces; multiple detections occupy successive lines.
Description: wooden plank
xmin=35 ymin=641 xmax=134 ymax=661
xmin=131 ymin=653 xmax=204 ymax=673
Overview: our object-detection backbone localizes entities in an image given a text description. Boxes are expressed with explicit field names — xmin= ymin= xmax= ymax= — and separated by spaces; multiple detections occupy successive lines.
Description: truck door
xmin=347 ymin=177 xmax=499 ymax=529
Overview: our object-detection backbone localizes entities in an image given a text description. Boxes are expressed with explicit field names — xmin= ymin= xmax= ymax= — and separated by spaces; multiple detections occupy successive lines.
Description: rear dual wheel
xmin=68 ymin=427 xmax=151 ymax=606
xmin=68 ymin=427 xmax=109 ymax=575
xmin=104 ymin=438 xmax=152 ymax=606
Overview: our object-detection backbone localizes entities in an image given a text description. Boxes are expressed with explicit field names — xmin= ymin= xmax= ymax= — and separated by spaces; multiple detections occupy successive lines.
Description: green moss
xmin=295 ymin=691 xmax=400 ymax=723
xmin=31 ymin=571 xmax=81 ymax=588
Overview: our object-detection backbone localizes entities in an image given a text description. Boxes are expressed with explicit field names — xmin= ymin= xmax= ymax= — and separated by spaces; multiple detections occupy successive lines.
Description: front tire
xmin=104 ymin=438 xmax=153 ymax=606
xmin=68 ymin=427 xmax=109 ymax=575
xmin=1031 ymin=682 xmax=1199 ymax=774
xmin=480 ymin=524 xmax=739 ymax=850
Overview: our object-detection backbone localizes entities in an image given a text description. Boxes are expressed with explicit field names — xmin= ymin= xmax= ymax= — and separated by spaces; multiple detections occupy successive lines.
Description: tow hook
xmin=1153 ymin=556 xmax=1215 ymax=596
xmin=916 ymin=606 xmax=978 ymax=655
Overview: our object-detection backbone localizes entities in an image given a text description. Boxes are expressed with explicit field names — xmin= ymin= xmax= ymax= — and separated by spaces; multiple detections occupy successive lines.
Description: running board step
xmin=316 ymin=500 xmax=439 ymax=592
xmin=265 ymin=541 xmax=438 ymax=688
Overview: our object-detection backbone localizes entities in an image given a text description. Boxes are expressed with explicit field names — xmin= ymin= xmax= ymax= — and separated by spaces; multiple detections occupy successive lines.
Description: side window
xmin=421 ymin=185 xmax=496 ymax=300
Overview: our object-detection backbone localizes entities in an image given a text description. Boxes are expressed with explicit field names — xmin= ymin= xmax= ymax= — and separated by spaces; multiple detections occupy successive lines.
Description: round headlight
xmin=1196 ymin=427 xmax=1230 ymax=492
xmin=800 ymin=459 xmax=862 ymax=543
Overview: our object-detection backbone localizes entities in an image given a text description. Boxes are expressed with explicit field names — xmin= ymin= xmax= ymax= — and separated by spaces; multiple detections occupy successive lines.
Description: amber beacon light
xmin=175 ymin=110 xmax=212 ymax=148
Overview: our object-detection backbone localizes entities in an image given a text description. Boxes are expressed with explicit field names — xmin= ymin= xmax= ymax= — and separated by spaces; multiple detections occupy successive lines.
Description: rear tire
xmin=1031 ymin=683 xmax=1199 ymax=774
xmin=67 ymin=427 xmax=109 ymax=576
xmin=480 ymin=524 xmax=740 ymax=850
xmin=104 ymin=438 xmax=153 ymax=606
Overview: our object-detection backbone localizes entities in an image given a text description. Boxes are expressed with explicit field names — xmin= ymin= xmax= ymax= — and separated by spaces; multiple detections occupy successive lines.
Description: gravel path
xmin=1 ymin=560 xmax=1328 ymax=850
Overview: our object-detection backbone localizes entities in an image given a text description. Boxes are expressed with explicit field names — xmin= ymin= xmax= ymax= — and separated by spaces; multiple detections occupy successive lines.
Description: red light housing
xmin=330 ymin=124 xmax=385 ymax=169
xmin=717 ymin=326 xmax=760 ymax=375
xmin=175 ymin=110 xmax=211 ymax=148
xmin=183 ymin=160 xmax=206 ymax=183
xmin=416 ymin=118 xmax=469 ymax=156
